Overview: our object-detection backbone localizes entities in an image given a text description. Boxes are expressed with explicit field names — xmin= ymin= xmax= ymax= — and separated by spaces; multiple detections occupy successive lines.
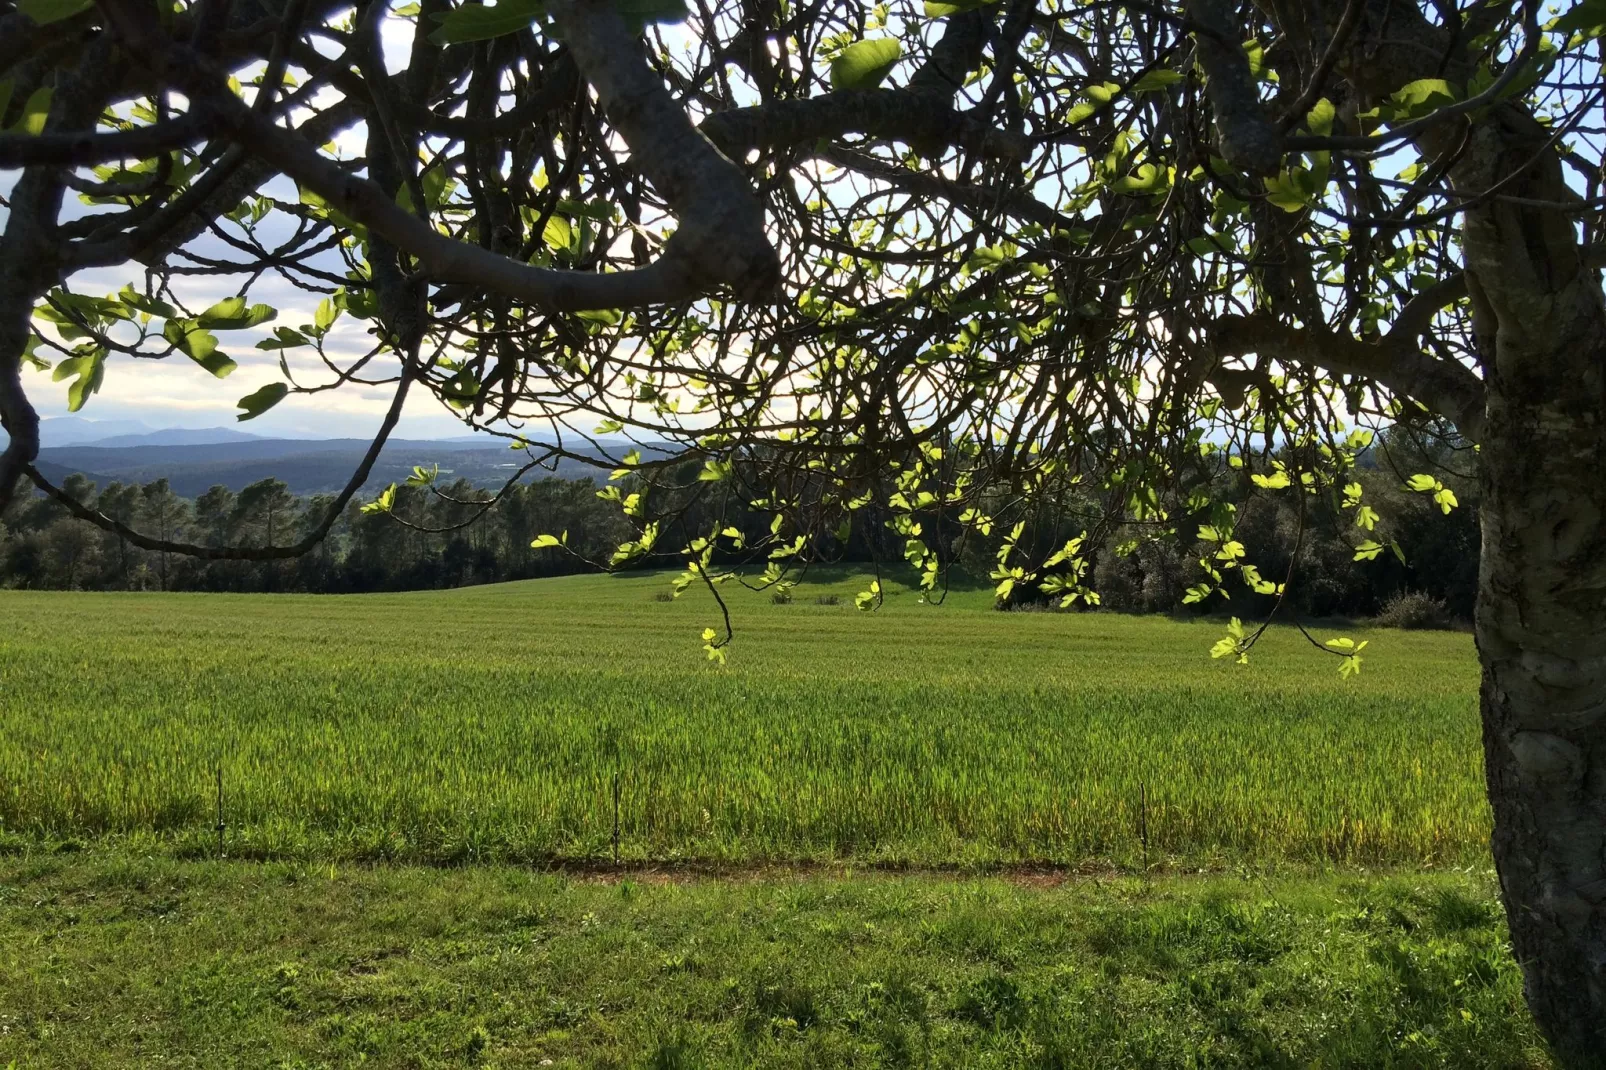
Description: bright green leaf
xmin=52 ymin=349 xmax=105 ymax=412
xmin=20 ymin=334 xmax=50 ymax=372
xmin=1262 ymin=170 xmax=1310 ymax=213
xmin=428 ymin=0 xmax=544 ymax=46
xmin=12 ymin=86 xmax=52 ymax=135
xmin=1306 ymin=97 xmax=1336 ymax=137
xmin=1131 ymin=69 xmax=1183 ymax=93
xmin=314 ymin=298 xmax=340 ymax=332
xmin=361 ymin=483 xmax=397 ymax=515
xmin=542 ymin=214 xmax=575 ymax=255
xmin=164 ymin=320 xmax=236 ymax=378
xmin=256 ymin=326 xmax=312 ymax=350
xmin=196 ymin=296 xmax=276 ymax=330
xmin=1389 ymin=78 xmax=1458 ymax=121
xmin=117 ymin=286 xmax=176 ymax=319
xmin=1553 ymin=0 xmax=1606 ymax=39
xmin=16 ymin=0 xmax=93 ymax=25
xmin=1353 ymin=540 xmax=1384 ymax=562
xmin=236 ymin=382 xmax=289 ymax=421
xmin=831 ymin=39 xmax=902 ymax=91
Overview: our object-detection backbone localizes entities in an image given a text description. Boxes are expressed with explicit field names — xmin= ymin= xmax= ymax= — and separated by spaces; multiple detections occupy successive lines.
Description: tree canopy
xmin=5 ymin=0 xmax=1581 ymax=593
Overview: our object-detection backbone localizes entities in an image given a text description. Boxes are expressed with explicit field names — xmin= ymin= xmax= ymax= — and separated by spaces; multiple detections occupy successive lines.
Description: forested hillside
xmin=1 ymin=434 xmax=1478 ymax=620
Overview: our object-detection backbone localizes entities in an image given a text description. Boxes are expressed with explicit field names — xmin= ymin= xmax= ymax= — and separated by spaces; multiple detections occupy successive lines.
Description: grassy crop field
xmin=0 ymin=568 xmax=1486 ymax=868
xmin=0 ymin=572 xmax=1546 ymax=1067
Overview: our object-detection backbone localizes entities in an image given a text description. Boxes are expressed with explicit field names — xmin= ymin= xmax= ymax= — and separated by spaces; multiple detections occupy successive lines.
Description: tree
xmin=94 ymin=480 xmax=141 ymax=586
xmin=193 ymin=485 xmax=237 ymax=548
xmin=0 ymin=0 xmax=1601 ymax=1057
xmin=137 ymin=478 xmax=189 ymax=590
xmin=43 ymin=516 xmax=100 ymax=588
xmin=233 ymin=477 xmax=297 ymax=547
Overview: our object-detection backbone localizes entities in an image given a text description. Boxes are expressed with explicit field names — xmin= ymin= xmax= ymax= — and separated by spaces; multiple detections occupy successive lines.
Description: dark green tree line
xmin=0 ymin=474 xmax=632 ymax=592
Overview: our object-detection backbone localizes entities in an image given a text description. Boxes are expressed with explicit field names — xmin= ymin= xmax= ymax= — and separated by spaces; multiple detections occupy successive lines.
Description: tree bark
xmin=1476 ymin=283 xmax=1606 ymax=1069
xmin=1463 ymin=109 xmax=1606 ymax=1070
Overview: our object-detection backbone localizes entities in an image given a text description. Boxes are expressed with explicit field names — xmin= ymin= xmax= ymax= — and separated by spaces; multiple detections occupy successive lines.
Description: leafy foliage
xmin=829 ymin=38 xmax=903 ymax=90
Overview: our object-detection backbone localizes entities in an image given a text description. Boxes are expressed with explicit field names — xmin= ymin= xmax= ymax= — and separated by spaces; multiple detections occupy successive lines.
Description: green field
xmin=0 ymin=855 xmax=1545 ymax=1068
xmin=0 ymin=570 xmax=1486 ymax=867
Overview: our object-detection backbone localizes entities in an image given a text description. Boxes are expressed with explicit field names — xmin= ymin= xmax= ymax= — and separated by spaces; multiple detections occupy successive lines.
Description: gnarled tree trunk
xmin=1462 ymin=109 xmax=1606 ymax=1066
xmin=1474 ymin=257 xmax=1606 ymax=1067
xmin=1480 ymin=361 xmax=1606 ymax=1067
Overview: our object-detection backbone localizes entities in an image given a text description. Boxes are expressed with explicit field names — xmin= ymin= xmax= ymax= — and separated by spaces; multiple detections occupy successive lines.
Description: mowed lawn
xmin=0 ymin=569 xmax=1485 ymax=867
xmin=0 ymin=855 xmax=1547 ymax=1069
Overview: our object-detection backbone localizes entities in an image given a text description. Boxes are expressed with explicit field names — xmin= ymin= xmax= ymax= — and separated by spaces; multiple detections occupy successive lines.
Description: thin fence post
xmin=612 ymin=768 xmax=621 ymax=867
xmin=606 ymin=725 xmax=622 ymax=868
xmin=214 ymin=763 xmax=226 ymax=860
xmin=1138 ymin=781 xmax=1148 ymax=875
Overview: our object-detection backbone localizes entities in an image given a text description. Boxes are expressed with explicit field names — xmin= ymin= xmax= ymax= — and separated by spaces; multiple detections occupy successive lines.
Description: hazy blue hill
xmin=30 ymin=459 xmax=117 ymax=491
xmin=88 ymin=428 xmax=264 ymax=448
xmin=23 ymin=417 xmax=154 ymax=446
xmin=34 ymin=438 xmax=616 ymax=496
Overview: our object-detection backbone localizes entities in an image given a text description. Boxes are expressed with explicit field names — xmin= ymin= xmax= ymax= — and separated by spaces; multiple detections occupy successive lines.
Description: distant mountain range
xmin=3 ymin=419 xmax=659 ymax=496
xmin=31 ymin=437 xmax=613 ymax=497
xmin=0 ymin=417 xmax=271 ymax=449
xmin=88 ymin=427 xmax=269 ymax=448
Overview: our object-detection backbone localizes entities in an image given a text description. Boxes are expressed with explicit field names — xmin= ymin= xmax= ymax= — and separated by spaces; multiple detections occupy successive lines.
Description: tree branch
xmin=92 ymin=0 xmax=779 ymax=311
xmin=822 ymin=146 xmax=1069 ymax=228
xmin=700 ymin=6 xmax=1022 ymax=161
xmin=1187 ymin=0 xmax=1282 ymax=175
xmin=700 ymin=90 xmax=1028 ymax=161
xmin=1211 ymin=312 xmax=1488 ymax=442
xmin=544 ymin=0 xmax=776 ymax=297
xmin=1387 ymin=244 xmax=1606 ymax=352
xmin=0 ymin=110 xmax=216 ymax=168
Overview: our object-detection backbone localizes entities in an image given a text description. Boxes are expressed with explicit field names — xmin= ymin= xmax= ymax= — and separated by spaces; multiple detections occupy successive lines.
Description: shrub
xmin=770 ymin=589 xmax=794 ymax=605
xmin=1375 ymin=590 xmax=1452 ymax=630
xmin=1002 ymin=600 xmax=1063 ymax=613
